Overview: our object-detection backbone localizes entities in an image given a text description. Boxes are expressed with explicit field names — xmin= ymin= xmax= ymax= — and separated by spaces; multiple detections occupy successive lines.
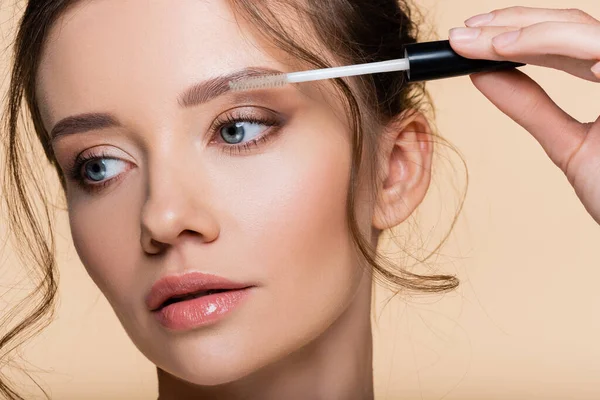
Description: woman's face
xmin=37 ymin=0 xmax=374 ymax=385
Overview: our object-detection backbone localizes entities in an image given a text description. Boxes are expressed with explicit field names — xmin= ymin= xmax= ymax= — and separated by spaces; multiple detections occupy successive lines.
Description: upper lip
xmin=146 ymin=272 xmax=252 ymax=311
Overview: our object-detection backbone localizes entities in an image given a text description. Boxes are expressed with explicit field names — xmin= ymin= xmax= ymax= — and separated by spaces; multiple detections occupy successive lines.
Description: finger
xmin=493 ymin=22 xmax=600 ymax=82
xmin=449 ymin=26 xmax=600 ymax=81
xmin=470 ymin=69 xmax=588 ymax=172
xmin=492 ymin=22 xmax=600 ymax=61
xmin=450 ymin=26 xmax=519 ymax=61
xmin=451 ymin=23 xmax=600 ymax=61
xmin=465 ymin=6 xmax=599 ymax=28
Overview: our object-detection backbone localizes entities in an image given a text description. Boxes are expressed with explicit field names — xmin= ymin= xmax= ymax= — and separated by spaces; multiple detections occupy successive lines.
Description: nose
xmin=140 ymin=164 xmax=220 ymax=255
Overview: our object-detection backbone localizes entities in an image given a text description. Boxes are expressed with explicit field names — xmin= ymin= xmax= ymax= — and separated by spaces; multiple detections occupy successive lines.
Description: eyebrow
xmin=49 ymin=67 xmax=282 ymax=141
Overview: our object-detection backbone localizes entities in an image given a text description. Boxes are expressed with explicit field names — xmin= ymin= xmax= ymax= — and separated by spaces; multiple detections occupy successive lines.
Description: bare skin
xmin=450 ymin=6 xmax=600 ymax=224
xmin=35 ymin=1 xmax=432 ymax=398
xmin=35 ymin=1 xmax=600 ymax=398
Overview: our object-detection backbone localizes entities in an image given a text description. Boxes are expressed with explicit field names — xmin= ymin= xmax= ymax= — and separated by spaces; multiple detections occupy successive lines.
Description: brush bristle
xmin=229 ymin=74 xmax=288 ymax=92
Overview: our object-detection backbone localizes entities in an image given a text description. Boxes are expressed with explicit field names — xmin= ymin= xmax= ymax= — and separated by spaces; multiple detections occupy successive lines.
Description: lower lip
xmin=153 ymin=288 xmax=251 ymax=331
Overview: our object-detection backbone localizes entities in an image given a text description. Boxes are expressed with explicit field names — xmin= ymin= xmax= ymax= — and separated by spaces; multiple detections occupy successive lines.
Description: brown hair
xmin=1 ymin=0 xmax=461 ymax=398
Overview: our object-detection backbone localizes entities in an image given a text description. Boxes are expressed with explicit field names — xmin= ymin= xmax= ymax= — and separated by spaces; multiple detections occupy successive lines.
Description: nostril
xmin=148 ymin=238 xmax=168 ymax=254
xmin=182 ymin=229 xmax=202 ymax=238
xmin=181 ymin=229 xmax=218 ymax=243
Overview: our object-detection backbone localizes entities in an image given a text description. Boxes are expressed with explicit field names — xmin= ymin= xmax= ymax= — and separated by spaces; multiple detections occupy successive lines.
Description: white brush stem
xmin=286 ymin=58 xmax=410 ymax=83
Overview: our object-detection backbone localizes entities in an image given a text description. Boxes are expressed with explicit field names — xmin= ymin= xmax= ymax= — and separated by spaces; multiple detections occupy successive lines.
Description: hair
xmin=1 ymin=0 xmax=463 ymax=398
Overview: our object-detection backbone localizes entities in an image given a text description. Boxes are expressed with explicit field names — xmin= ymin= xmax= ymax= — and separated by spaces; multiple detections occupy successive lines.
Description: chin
xmin=157 ymin=348 xmax=275 ymax=387
xmin=127 ymin=329 xmax=278 ymax=387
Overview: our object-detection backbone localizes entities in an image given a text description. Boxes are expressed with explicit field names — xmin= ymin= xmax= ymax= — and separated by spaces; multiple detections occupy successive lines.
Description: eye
xmin=82 ymin=158 xmax=127 ymax=183
xmin=220 ymin=121 xmax=269 ymax=145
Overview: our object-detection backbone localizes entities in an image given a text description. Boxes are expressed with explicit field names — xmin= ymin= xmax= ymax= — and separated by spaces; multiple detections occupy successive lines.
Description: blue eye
xmin=83 ymin=158 xmax=126 ymax=182
xmin=220 ymin=121 xmax=268 ymax=144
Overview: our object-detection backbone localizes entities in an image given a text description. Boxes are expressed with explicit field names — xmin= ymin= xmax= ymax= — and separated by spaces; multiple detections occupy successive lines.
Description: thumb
xmin=469 ymin=69 xmax=588 ymax=173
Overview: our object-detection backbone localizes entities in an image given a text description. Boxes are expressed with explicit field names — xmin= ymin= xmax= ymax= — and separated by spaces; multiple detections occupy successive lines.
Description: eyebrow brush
xmin=229 ymin=40 xmax=524 ymax=91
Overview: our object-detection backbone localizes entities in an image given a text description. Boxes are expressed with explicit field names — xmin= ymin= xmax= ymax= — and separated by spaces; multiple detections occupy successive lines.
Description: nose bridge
xmin=140 ymin=140 xmax=218 ymax=247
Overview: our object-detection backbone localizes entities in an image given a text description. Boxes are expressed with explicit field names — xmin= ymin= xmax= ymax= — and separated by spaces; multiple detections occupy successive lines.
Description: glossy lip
xmin=145 ymin=271 xmax=253 ymax=312
xmin=154 ymin=288 xmax=252 ymax=331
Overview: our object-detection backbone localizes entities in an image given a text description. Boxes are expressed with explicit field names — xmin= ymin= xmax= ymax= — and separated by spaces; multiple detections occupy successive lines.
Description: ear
xmin=372 ymin=110 xmax=433 ymax=231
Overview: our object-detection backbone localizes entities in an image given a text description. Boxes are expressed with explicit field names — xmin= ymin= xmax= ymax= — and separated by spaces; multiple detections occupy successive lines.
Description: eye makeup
xmin=63 ymin=104 xmax=288 ymax=194
xmin=66 ymin=147 xmax=133 ymax=194
xmin=209 ymin=106 xmax=286 ymax=156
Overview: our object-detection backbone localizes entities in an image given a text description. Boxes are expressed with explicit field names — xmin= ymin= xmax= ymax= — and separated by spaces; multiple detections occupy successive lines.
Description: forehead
xmin=36 ymin=0 xmax=285 ymax=126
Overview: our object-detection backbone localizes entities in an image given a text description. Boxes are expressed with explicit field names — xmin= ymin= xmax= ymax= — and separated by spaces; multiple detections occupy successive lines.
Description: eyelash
xmin=67 ymin=111 xmax=283 ymax=193
xmin=210 ymin=111 xmax=282 ymax=156
xmin=66 ymin=149 xmax=125 ymax=194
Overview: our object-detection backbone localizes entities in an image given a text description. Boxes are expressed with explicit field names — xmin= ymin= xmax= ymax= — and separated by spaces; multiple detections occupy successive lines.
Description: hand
xmin=448 ymin=6 xmax=600 ymax=224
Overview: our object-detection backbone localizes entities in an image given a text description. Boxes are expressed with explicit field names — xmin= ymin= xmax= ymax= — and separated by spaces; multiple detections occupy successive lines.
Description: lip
xmin=146 ymin=271 xmax=252 ymax=311
xmin=154 ymin=288 xmax=252 ymax=331
xmin=146 ymin=272 xmax=254 ymax=331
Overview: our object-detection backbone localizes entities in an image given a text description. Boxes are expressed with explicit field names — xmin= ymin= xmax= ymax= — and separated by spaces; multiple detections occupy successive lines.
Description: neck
xmin=157 ymin=278 xmax=374 ymax=400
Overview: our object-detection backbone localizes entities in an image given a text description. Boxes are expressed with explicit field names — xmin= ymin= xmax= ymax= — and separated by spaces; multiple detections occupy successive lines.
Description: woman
xmin=1 ymin=1 xmax=598 ymax=399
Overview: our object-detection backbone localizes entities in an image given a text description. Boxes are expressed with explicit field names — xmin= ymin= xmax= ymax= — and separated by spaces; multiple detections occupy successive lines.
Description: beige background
xmin=1 ymin=0 xmax=599 ymax=399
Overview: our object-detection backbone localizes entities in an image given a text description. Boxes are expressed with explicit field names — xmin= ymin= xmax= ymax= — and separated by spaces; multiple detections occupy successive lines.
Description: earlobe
xmin=372 ymin=111 xmax=433 ymax=231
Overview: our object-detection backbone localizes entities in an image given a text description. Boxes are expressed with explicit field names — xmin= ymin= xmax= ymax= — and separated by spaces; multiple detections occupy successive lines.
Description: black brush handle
xmin=404 ymin=40 xmax=524 ymax=82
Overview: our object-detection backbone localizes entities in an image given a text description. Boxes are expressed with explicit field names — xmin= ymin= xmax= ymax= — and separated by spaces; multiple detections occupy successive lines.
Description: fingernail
xmin=449 ymin=27 xmax=481 ymax=42
xmin=464 ymin=12 xmax=494 ymax=27
xmin=492 ymin=30 xmax=521 ymax=48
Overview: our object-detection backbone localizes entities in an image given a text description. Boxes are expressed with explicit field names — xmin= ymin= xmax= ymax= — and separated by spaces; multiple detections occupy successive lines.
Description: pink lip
xmin=146 ymin=272 xmax=254 ymax=331
xmin=153 ymin=289 xmax=251 ymax=331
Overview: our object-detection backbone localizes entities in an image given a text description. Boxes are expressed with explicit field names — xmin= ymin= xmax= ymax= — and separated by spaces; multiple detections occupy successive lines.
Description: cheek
xmin=68 ymin=187 xmax=143 ymax=318
xmin=226 ymin=122 xmax=354 ymax=278
xmin=66 ymin=113 xmax=371 ymax=377
xmin=211 ymin=118 xmax=366 ymax=356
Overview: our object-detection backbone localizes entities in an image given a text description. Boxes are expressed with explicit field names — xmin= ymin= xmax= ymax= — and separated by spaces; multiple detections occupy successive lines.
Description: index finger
xmin=465 ymin=6 xmax=599 ymax=28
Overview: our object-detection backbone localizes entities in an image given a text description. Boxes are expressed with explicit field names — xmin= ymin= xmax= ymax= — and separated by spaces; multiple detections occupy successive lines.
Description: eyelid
xmin=206 ymin=106 xmax=285 ymax=141
xmin=66 ymin=145 xmax=135 ymax=180
xmin=62 ymin=105 xmax=287 ymax=192
xmin=73 ymin=145 xmax=135 ymax=165
xmin=211 ymin=105 xmax=284 ymax=124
